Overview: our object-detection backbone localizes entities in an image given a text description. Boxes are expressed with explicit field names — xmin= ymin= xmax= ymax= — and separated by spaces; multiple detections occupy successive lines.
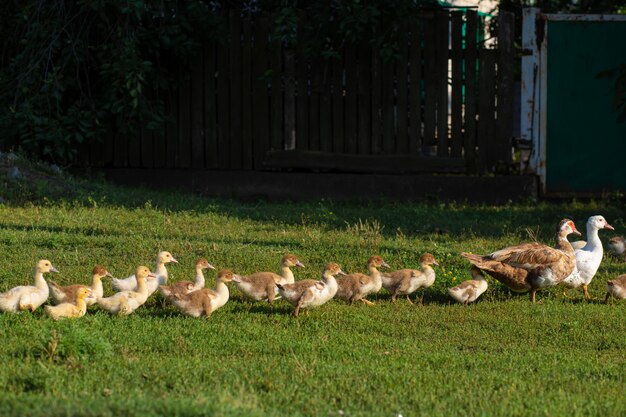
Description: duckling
xmin=605 ymin=275 xmax=626 ymax=302
xmin=161 ymin=269 xmax=239 ymax=317
xmin=233 ymin=254 xmax=304 ymax=303
xmin=44 ymin=287 xmax=92 ymax=320
xmin=159 ymin=258 xmax=215 ymax=298
xmin=335 ymin=255 xmax=389 ymax=305
xmin=448 ymin=266 xmax=488 ymax=305
xmin=98 ymin=266 xmax=156 ymax=315
xmin=608 ymin=236 xmax=625 ymax=259
xmin=48 ymin=265 xmax=111 ymax=306
xmin=382 ymin=253 xmax=439 ymax=304
xmin=277 ymin=262 xmax=346 ymax=317
xmin=111 ymin=251 xmax=178 ymax=295
xmin=0 ymin=260 xmax=59 ymax=313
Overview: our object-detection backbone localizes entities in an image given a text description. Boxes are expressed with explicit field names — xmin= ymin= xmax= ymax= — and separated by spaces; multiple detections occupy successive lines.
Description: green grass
xmin=0 ymin=156 xmax=624 ymax=416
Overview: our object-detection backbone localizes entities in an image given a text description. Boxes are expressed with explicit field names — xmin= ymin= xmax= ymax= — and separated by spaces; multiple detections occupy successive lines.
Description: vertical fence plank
xmin=89 ymin=134 xmax=102 ymax=167
xmin=128 ymin=134 xmax=141 ymax=167
xmin=345 ymin=45 xmax=358 ymax=154
xmin=284 ymin=48 xmax=297 ymax=151
xmin=229 ymin=11 xmax=243 ymax=168
xmin=242 ymin=17 xmax=253 ymax=167
xmin=357 ymin=42 xmax=371 ymax=154
xmin=479 ymin=49 xmax=497 ymax=173
xmin=436 ymin=11 xmax=449 ymax=157
xmin=217 ymin=20 xmax=230 ymax=168
xmin=464 ymin=10 xmax=478 ymax=173
xmin=396 ymin=29 xmax=409 ymax=154
xmin=140 ymin=88 xmax=154 ymax=168
xmin=252 ymin=15 xmax=270 ymax=167
xmin=332 ymin=55 xmax=344 ymax=153
xmin=191 ymin=56 xmax=204 ymax=168
xmin=270 ymin=33 xmax=283 ymax=151
xmin=103 ymin=127 xmax=114 ymax=167
xmin=371 ymin=47 xmax=382 ymax=154
xmin=141 ymin=128 xmax=154 ymax=168
xmin=423 ymin=15 xmax=436 ymax=154
xmin=205 ymin=41 xmax=218 ymax=169
xmin=381 ymin=54 xmax=395 ymax=153
xmin=166 ymin=86 xmax=178 ymax=168
xmin=178 ymin=68 xmax=191 ymax=168
xmin=496 ymin=11 xmax=515 ymax=166
xmin=409 ymin=22 xmax=423 ymax=154
xmin=152 ymin=88 xmax=166 ymax=168
xmin=114 ymin=126 xmax=127 ymax=167
xmin=295 ymin=26 xmax=309 ymax=151
xmin=309 ymin=60 xmax=321 ymax=151
xmin=450 ymin=12 xmax=463 ymax=158
xmin=320 ymin=62 xmax=332 ymax=152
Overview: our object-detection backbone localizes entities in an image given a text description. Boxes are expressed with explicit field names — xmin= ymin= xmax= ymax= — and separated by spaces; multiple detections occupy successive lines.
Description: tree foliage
xmin=0 ymin=0 xmax=436 ymax=164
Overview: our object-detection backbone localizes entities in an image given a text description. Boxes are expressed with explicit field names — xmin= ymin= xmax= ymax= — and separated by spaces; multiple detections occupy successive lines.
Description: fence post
xmin=495 ymin=10 xmax=515 ymax=168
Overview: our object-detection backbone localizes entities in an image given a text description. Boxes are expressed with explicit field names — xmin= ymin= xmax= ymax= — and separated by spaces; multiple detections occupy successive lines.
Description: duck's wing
xmin=488 ymin=243 xmax=568 ymax=268
xmin=111 ymin=274 xmax=137 ymax=292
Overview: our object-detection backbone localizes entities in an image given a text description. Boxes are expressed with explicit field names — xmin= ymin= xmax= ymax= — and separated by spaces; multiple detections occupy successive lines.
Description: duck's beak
xmin=381 ymin=261 xmax=390 ymax=268
xmin=105 ymin=271 xmax=113 ymax=278
xmin=50 ymin=266 xmax=59 ymax=273
xmin=572 ymin=225 xmax=582 ymax=236
xmin=337 ymin=270 xmax=347 ymax=276
xmin=207 ymin=263 xmax=216 ymax=270
xmin=296 ymin=261 xmax=305 ymax=268
xmin=433 ymin=260 xmax=440 ymax=267
xmin=147 ymin=272 xmax=157 ymax=279
xmin=231 ymin=274 xmax=242 ymax=283
xmin=604 ymin=222 xmax=615 ymax=231
xmin=170 ymin=257 xmax=179 ymax=264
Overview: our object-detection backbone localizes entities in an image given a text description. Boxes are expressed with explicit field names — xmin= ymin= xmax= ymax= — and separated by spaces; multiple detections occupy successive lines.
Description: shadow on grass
xmin=2 ymin=156 xmax=624 ymax=241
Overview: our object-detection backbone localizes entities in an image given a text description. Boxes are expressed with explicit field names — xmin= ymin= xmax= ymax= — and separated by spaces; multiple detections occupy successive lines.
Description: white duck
xmin=277 ymin=262 xmax=345 ymax=316
xmin=0 ymin=260 xmax=59 ymax=313
xmin=562 ymin=215 xmax=614 ymax=300
xmin=448 ymin=266 xmax=488 ymax=305
xmin=111 ymin=251 xmax=178 ymax=295
xmin=98 ymin=266 xmax=156 ymax=315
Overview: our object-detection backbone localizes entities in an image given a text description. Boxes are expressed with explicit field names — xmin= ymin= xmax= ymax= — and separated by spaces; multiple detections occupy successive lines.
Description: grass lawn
xmin=0 ymin=158 xmax=624 ymax=416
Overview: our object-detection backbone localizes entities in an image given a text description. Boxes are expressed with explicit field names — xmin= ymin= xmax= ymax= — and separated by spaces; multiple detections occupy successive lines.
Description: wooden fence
xmin=80 ymin=10 xmax=515 ymax=175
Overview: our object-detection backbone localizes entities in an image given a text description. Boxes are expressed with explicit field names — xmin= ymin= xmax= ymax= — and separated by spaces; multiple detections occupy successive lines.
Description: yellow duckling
xmin=98 ymin=266 xmax=156 ymax=315
xmin=44 ymin=287 xmax=92 ymax=320
xmin=0 ymin=260 xmax=59 ymax=313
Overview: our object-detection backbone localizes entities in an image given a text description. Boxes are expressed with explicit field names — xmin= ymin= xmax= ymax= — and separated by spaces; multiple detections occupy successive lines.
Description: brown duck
xmin=460 ymin=219 xmax=580 ymax=302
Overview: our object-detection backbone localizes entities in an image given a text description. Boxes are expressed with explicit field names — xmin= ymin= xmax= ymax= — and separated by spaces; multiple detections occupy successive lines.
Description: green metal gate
xmin=522 ymin=10 xmax=626 ymax=194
